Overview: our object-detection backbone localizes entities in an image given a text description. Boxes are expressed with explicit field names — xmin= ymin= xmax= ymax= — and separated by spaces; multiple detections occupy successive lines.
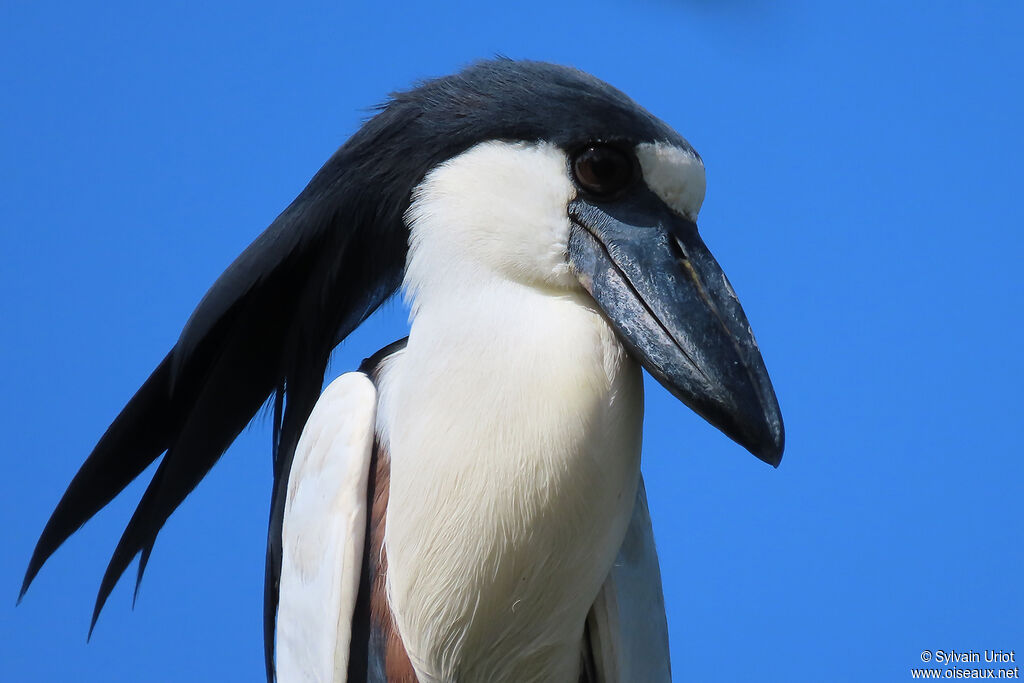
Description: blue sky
xmin=3 ymin=2 xmax=1022 ymax=681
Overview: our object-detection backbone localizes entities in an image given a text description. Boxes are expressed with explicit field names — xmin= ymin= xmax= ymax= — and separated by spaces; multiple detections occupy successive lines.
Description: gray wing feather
xmin=587 ymin=478 xmax=672 ymax=682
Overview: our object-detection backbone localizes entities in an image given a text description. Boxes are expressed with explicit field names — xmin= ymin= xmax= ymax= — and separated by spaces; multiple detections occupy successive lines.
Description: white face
xmin=403 ymin=140 xmax=705 ymax=308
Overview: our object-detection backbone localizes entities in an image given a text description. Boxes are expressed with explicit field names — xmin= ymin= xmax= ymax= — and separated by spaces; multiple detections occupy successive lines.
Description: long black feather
xmin=20 ymin=354 xmax=176 ymax=599
xmin=22 ymin=59 xmax=686 ymax=682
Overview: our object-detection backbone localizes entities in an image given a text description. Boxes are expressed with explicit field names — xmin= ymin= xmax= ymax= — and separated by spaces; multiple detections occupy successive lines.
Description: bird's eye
xmin=572 ymin=145 xmax=636 ymax=198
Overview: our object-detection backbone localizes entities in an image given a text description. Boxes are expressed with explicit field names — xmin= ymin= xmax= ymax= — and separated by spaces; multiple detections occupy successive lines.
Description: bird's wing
xmin=586 ymin=477 xmax=672 ymax=683
xmin=276 ymin=372 xmax=377 ymax=683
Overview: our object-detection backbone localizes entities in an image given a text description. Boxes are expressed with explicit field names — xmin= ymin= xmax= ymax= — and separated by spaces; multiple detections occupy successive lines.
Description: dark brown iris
xmin=571 ymin=145 xmax=636 ymax=198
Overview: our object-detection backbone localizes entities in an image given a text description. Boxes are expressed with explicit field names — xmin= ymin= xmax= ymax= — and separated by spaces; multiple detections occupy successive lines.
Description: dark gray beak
xmin=567 ymin=187 xmax=784 ymax=466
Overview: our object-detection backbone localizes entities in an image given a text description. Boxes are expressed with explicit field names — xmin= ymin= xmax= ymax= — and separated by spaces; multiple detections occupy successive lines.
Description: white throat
xmin=378 ymin=141 xmax=645 ymax=682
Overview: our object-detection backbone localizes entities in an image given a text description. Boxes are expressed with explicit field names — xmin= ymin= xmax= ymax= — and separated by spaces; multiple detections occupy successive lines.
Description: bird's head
xmin=361 ymin=59 xmax=783 ymax=465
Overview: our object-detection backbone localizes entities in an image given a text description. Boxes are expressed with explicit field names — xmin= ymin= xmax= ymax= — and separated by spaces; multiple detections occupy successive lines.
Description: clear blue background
xmin=3 ymin=2 xmax=1022 ymax=681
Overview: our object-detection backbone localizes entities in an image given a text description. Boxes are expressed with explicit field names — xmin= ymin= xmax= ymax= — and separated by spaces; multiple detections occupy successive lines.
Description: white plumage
xmin=278 ymin=374 xmax=376 ymax=682
xmin=279 ymin=369 xmax=671 ymax=683
xmin=278 ymin=139 xmax=698 ymax=682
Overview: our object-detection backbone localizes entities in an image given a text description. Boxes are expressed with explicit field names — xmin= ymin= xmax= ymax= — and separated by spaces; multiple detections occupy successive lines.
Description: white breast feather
xmin=380 ymin=141 xmax=646 ymax=683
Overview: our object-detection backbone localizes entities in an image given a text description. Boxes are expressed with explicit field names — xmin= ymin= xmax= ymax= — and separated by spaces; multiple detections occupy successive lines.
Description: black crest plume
xmin=20 ymin=59 xmax=680 ymax=681
xmin=19 ymin=94 xmax=421 ymax=681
